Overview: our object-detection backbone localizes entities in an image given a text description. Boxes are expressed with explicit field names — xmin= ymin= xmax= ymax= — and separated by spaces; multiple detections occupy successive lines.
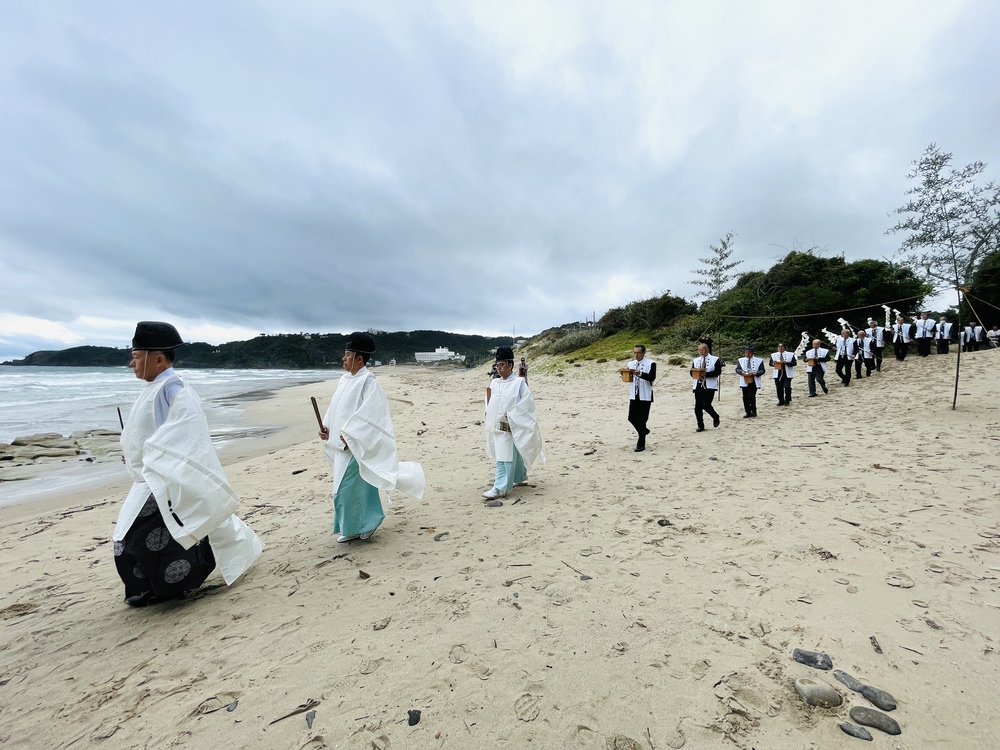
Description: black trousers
xmin=740 ymin=383 xmax=758 ymax=415
xmin=807 ymin=369 xmax=827 ymax=396
xmin=916 ymin=338 xmax=932 ymax=357
xmin=854 ymin=356 xmax=874 ymax=377
xmin=774 ymin=375 xmax=792 ymax=404
xmin=893 ymin=341 xmax=909 ymax=360
xmin=936 ymin=339 xmax=950 ymax=354
xmin=693 ymin=387 xmax=719 ymax=428
xmin=835 ymin=356 xmax=853 ymax=385
xmin=628 ymin=398 xmax=651 ymax=446
xmin=872 ymin=345 xmax=883 ymax=371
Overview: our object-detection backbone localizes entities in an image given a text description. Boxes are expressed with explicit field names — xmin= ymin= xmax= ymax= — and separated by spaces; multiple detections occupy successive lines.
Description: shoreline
xmin=1 ymin=353 xmax=998 ymax=747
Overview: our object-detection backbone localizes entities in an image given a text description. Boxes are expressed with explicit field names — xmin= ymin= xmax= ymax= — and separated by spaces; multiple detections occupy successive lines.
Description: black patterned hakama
xmin=114 ymin=494 xmax=216 ymax=599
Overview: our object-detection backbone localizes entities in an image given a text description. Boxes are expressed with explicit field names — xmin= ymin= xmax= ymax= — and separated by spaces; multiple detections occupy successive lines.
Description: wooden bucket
xmin=742 ymin=373 xmax=756 ymax=384
xmin=690 ymin=368 xmax=705 ymax=381
xmin=619 ymin=368 xmax=634 ymax=383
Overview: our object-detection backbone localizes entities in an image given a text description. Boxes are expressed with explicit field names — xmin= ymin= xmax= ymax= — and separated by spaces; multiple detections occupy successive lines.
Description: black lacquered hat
xmin=495 ymin=346 xmax=514 ymax=362
xmin=345 ymin=331 xmax=376 ymax=354
xmin=132 ymin=321 xmax=184 ymax=350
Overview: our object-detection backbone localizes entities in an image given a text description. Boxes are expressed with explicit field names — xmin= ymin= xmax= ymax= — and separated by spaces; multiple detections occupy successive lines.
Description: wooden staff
xmin=310 ymin=397 xmax=325 ymax=430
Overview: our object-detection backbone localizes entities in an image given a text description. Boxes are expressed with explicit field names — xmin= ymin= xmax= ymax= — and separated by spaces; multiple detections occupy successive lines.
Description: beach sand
xmin=1 ymin=354 xmax=998 ymax=749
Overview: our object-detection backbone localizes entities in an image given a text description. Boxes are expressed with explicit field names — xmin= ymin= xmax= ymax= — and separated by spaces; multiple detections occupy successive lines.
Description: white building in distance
xmin=414 ymin=346 xmax=463 ymax=363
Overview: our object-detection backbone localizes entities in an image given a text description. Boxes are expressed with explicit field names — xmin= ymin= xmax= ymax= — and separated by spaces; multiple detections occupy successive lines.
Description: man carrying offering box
xmin=768 ymin=342 xmax=797 ymax=406
xmin=804 ymin=338 xmax=831 ymax=397
xmin=691 ymin=342 xmax=723 ymax=432
xmin=624 ymin=344 xmax=657 ymax=452
xmin=735 ymin=345 xmax=765 ymax=418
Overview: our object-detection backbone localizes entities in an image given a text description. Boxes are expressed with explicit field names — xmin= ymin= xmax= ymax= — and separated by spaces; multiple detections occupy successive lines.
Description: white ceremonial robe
xmin=322 ymin=367 xmax=425 ymax=500
xmin=485 ymin=374 xmax=545 ymax=468
xmin=116 ymin=375 xmax=264 ymax=585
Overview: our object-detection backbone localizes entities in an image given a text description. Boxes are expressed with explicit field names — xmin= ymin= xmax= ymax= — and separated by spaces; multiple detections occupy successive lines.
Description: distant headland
xmin=1 ymin=330 xmax=518 ymax=370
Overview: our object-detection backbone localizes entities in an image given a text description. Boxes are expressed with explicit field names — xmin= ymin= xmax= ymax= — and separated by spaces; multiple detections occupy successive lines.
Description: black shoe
xmin=713 ymin=416 xmax=721 ymax=428
xmin=126 ymin=590 xmax=185 ymax=608
xmin=808 ymin=394 xmax=816 ymax=397
xmin=776 ymin=401 xmax=784 ymax=406
xmin=634 ymin=445 xmax=645 ymax=452
xmin=751 ymin=411 xmax=757 ymax=417
xmin=822 ymin=386 xmax=828 ymax=394
xmin=743 ymin=414 xmax=752 ymax=419
xmin=696 ymin=426 xmax=705 ymax=432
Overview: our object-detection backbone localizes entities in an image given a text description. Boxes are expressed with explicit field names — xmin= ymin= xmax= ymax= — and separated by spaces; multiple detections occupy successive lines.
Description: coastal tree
xmin=887 ymin=143 xmax=1000 ymax=408
xmin=691 ymin=231 xmax=744 ymax=301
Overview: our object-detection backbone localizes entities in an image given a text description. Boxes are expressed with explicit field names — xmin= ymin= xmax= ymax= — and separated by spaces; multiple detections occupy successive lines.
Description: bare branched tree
xmin=887 ymin=143 xmax=1000 ymax=409
xmin=691 ymin=232 xmax=743 ymax=301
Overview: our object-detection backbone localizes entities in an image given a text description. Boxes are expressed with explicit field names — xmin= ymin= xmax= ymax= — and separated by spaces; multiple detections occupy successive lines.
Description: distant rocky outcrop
xmin=1 ymin=430 xmax=121 ymax=465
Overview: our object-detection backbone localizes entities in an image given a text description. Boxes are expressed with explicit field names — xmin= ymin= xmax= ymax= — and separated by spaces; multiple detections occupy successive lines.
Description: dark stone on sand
xmin=838 ymin=722 xmax=873 ymax=741
xmin=226 ymin=700 xmax=239 ymax=712
xmin=849 ymin=706 xmax=901 ymax=735
xmin=486 ymin=500 xmax=503 ymax=508
xmin=408 ymin=709 xmax=421 ymax=726
xmin=305 ymin=709 xmax=316 ymax=728
xmin=657 ymin=519 xmax=672 ymax=527
xmin=793 ymin=676 xmax=842 ymax=707
xmin=860 ymin=684 xmax=897 ymax=711
xmin=833 ymin=670 xmax=864 ymax=692
xmin=791 ymin=648 xmax=833 ymax=670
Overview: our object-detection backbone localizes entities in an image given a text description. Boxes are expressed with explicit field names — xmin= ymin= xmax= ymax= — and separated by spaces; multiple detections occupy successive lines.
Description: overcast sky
xmin=1 ymin=1 xmax=998 ymax=360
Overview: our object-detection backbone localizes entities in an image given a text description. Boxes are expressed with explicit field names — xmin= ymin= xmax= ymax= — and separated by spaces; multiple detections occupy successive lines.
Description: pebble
xmin=838 ymin=722 xmax=873 ymax=741
xmin=833 ymin=670 xmax=864 ymax=692
xmin=657 ymin=519 xmax=672 ymax=527
xmin=486 ymin=500 xmax=503 ymax=508
xmin=793 ymin=676 xmax=842 ymax=708
xmin=407 ymin=709 xmax=421 ymax=726
xmin=849 ymin=706 xmax=901 ymax=735
xmin=791 ymin=648 xmax=833 ymax=670
xmin=846 ymin=585 xmax=859 ymax=594
xmin=860 ymin=684 xmax=897 ymax=711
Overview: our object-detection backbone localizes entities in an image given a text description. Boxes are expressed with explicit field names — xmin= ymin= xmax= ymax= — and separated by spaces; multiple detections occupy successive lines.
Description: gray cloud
xmin=1 ymin=1 xmax=999 ymax=360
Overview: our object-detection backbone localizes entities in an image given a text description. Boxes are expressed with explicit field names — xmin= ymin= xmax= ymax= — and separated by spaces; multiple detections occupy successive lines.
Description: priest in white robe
xmin=115 ymin=322 xmax=264 ymax=608
xmin=483 ymin=347 xmax=544 ymax=500
xmin=320 ymin=332 xmax=425 ymax=543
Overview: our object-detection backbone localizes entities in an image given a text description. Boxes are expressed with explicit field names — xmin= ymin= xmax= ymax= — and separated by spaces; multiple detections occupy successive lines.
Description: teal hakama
xmin=322 ymin=366 xmax=425 ymax=543
xmin=333 ymin=456 xmax=385 ymax=537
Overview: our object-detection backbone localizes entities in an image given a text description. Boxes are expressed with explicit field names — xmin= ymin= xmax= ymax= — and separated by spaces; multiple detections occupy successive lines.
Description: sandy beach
xmin=1 ymin=353 xmax=998 ymax=749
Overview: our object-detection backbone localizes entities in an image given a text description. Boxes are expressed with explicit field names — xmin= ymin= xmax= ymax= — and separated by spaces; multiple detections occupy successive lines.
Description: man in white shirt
xmin=936 ymin=317 xmax=954 ymax=354
xmin=691 ymin=342 xmax=723 ymax=432
xmin=835 ymin=330 xmax=857 ymax=386
xmin=913 ymin=312 xmax=936 ymax=357
xmin=625 ymin=345 xmax=656 ymax=451
xmin=768 ymin=342 xmax=797 ymax=406
xmin=892 ymin=316 xmax=913 ymax=361
xmin=804 ymin=339 xmax=830 ymax=397
xmin=866 ymin=318 xmax=886 ymax=372
xmin=854 ymin=329 xmax=875 ymax=378
xmin=735 ymin=345 xmax=765 ymax=418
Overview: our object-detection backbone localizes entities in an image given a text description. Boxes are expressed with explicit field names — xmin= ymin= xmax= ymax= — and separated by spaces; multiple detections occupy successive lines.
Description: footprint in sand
xmin=514 ymin=693 xmax=541 ymax=721
xmin=580 ymin=546 xmax=603 ymax=557
xmin=885 ymin=571 xmax=914 ymax=588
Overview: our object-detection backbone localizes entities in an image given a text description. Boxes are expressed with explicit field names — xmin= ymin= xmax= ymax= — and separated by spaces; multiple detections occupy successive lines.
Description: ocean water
xmin=0 ymin=366 xmax=334 ymax=444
